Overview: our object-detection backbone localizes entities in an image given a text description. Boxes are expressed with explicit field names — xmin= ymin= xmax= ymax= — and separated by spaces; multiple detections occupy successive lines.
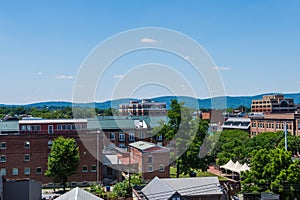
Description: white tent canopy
xmin=220 ymin=159 xmax=250 ymax=174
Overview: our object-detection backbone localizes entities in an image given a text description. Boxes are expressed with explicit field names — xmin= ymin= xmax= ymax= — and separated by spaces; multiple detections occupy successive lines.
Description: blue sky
xmin=0 ymin=0 xmax=299 ymax=104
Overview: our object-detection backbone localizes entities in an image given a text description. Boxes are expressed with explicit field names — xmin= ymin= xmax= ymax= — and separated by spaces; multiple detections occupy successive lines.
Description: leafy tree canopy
xmin=45 ymin=137 xmax=80 ymax=191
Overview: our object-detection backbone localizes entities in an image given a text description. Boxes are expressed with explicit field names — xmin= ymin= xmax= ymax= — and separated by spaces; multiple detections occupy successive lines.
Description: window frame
xmin=0 ymin=155 xmax=6 ymax=163
xmin=82 ymin=165 xmax=88 ymax=173
xmin=24 ymin=154 xmax=30 ymax=162
xmin=0 ymin=142 xmax=6 ymax=149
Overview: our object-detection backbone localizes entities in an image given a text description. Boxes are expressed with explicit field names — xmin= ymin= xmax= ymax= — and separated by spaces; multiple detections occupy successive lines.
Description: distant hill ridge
xmin=2 ymin=93 xmax=300 ymax=110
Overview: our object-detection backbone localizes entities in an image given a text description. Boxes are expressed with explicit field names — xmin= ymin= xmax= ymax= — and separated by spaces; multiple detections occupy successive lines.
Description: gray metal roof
xmin=87 ymin=117 xmax=136 ymax=130
xmin=56 ymin=187 xmax=103 ymax=200
xmin=129 ymin=141 xmax=156 ymax=151
xmin=0 ymin=120 xmax=19 ymax=133
xmin=142 ymin=176 xmax=223 ymax=200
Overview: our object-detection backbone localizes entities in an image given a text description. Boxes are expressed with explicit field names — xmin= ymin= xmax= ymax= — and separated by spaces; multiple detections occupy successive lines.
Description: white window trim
xmin=159 ymin=165 xmax=165 ymax=172
xmin=36 ymin=167 xmax=42 ymax=174
xmin=0 ymin=155 xmax=6 ymax=163
xmin=1 ymin=142 xmax=6 ymax=149
xmin=147 ymin=155 xmax=153 ymax=164
xmin=91 ymin=165 xmax=97 ymax=172
xmin=12 ymin=168 xmax=18 ymax=175
xmin=24 ymin=154 xmax=30 ymax=162
xmin=109 ymin=133 xmax=115 ymax=140
xmin=129 ymin=132 xmax=135 ymax=141
xmin=82 ymin=165 xmax=88 ymax=173
xmin=147 ymin=165 xmax=153 ymax=172
xmin=24 ymin=167 xmax=30 ymax=175
xmin=119 ymin=133 xmax=125 ymax=142
xmin=24 ymin=141 xmax=30 ymax=148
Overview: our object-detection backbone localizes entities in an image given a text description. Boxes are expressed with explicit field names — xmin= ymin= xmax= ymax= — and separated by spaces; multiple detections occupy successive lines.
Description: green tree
xmin=242 ymin=148 xmax=300 ymax=199
xmin=278 ymin=135 xmax=300 ymax=155
xmin=213 ymin=130 xmax=249 ymax=165
xmin=45 ymin=137 xmax=80 ymax=191
xmin=155 ymin=99 xmax=208 ymax=177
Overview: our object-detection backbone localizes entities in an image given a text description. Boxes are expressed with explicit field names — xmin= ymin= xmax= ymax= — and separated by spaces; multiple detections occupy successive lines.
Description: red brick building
xmin=0 ymin=119 xmax=102 ymax=186
xmin=119 ymin=99 xmax=167 ymax=116
xmin=129 ymin=141 xmax=170 ymax=180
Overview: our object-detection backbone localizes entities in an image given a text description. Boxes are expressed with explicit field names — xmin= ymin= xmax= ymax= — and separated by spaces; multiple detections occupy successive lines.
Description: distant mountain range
xmin=2 ymin=93 xmax=300 ymax=110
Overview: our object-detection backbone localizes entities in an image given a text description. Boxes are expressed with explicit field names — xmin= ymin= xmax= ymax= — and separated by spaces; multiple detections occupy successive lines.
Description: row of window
xmin=0 ymin=154 xmax=31 ymax=162
xmin=21 ymin=124 xmax=86 ymax=133
xmin=0 ymin=141 xmax=51 ymax=149
xmin=57 ymin=124 xmax=86 ymax=131
xmin=0 ymin=165 xmax=97 ymax=176
xmin=252 ymin=123 xmax=291 ymax=130
xmin=0 ymin=167 xmax=42 ymax=176
xmin=147 ymin=164 xmax=165 ymax=172
xmin=108 ymin=133 xmax=163 ymax=141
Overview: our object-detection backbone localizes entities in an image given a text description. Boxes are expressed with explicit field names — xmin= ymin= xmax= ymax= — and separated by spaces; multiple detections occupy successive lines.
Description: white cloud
xmin=37 ymin=72 xmax=43 ymax=76
xmin=140 ymin=37 xmax=158 ymax=44
xmin=56 ymin=75 xmax=74 ymax=80
xmin=113 ymin=74 xmax=124 ymax=79
xmin=213 ymin=66 xmax=232 ymax=71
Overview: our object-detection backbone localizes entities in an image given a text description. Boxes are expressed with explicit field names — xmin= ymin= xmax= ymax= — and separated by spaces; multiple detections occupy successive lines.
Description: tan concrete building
xmin=251 ymin=94 xmax=296 ymax=113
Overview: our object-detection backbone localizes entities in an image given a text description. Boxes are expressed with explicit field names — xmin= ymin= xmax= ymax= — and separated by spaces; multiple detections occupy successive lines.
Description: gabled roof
xmin=141 ymin=176 xmax=223 ymax=200
xmin=56 ymin=187 xmax=103 ymax=200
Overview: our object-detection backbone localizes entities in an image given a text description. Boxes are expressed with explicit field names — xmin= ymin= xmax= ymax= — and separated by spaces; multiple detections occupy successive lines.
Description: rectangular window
xmin=159 ymin=165 xmax=165 ymax=172
xmin=109 ymin=133 xmax=115 ymax=140
xmin=71 ymin=124 xmax=76 ymax=130
xmin=119 ymin=143 xmax=126 ymax=148
xmin=24 ymin=167 xmax=30 ymax=175
xmin=48 ymin=125 xmax=54 ymax=134
xmin=139 ymin=132 xmax=145 ymax=139
xmin=0 ymin=155 xmax=6 ymax=162
xmin=48 ymin=140 xmax=53 ymax=148
xmin=156 ymin=135 xmax=163 ymax=141
xmin=62 ymin=124 xmax=66 ymax=130
xmin=12 ymin=168 xmax=18 ymax=175
xmin=36 ymin=167 xmax=42 ymax=174
xmin=24 ymin=154 xmax=30 ymax=161
xmin=147 ymin=156 xmax=153 ymax=164
xmin=21 ymin=125 xmax=26 ymax=131
xmin=0 ymin=168 xmax=6 ymax=176
xmin=67 ymin=124 xmax=71 ymax=130
xmin=91 ymin=165 xmax=97 ymax=172
xmin=147 ymin=165 xmax=153 ymax=172
xmin=82 ymin=165 xmax=88 ymax=172
xmin=298 ymin=122 xmax=300 ymax=130
xmin=1 ymin=142 xmax=6 ymax=149
xmin=57 ymin=125 xmax=62 ymax=130
xmin=24 ymin=141 xmax=30 ymax=148
xmin=119 ymin=133 xmax=125 ymax=141
xmin=276 ymin=124 xmax=279 ymax=129
xmin=129 ymin=132 xmax=135 ymax=141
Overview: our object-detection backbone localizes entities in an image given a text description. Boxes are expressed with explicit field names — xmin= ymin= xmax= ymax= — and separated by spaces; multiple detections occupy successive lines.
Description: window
xmin=48 ymin=140 xmax=53 ymax=148
xmin=24 ymin=154 xmax=30 ymax=161
xmin=119 ymin=143 xmax=126 ymax=148
xmin=139 ymin=132 xmax=145 ymax=139
xmin=24 ymin=141 xmax=30 ymax=148
xmin=0 ymin=168 xmax=6 ymax=176
xmin=91 ymin=165 xmax=97 ymax=172
xmin=12 ymin=168 xmax=18 ymax=175
xmin=147 ymin=155 xmax=153 ymax=164
xmin=36 ymin=167 xmax=42 ymax=174
xmin=156 ymin=134 xmax=163 ymax=141
xmin=147 ymin=165 xmax=153 ymax=172
xmin=21 ymin=125 xmax=26 ymax=131
xmin=119 ymin=133 xmax=125 ymax=141
xmin=129 ymin=132 xmax=135 ymax=141
xmin=57 ymin=125 xmax=62 ymax=130
xmin=67 ymin=124 xmax=71 ymax=130
xmin=24 ymin=167 xmax=30 ymax=175
xmin=82 ymin=165 xmax=88 ymax=172
xmin=276 ymin=124 xmax=279 ymax=129
xmin=1 ymin=142 xmax=6 ymax=149
xmin=0 ymin=155 xmax=6 ymax=162
xmin=109 ymin=133 xmax=115 ymax=140
xmin=159 ymin=165 xmax=165 ymax=172
xmin=48 ymin=125 xmax=54 ymax=134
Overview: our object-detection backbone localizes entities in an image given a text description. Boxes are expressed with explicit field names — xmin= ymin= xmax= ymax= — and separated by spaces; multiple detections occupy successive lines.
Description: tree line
xmin=0 ymin=106 xmax=119 ymax=119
